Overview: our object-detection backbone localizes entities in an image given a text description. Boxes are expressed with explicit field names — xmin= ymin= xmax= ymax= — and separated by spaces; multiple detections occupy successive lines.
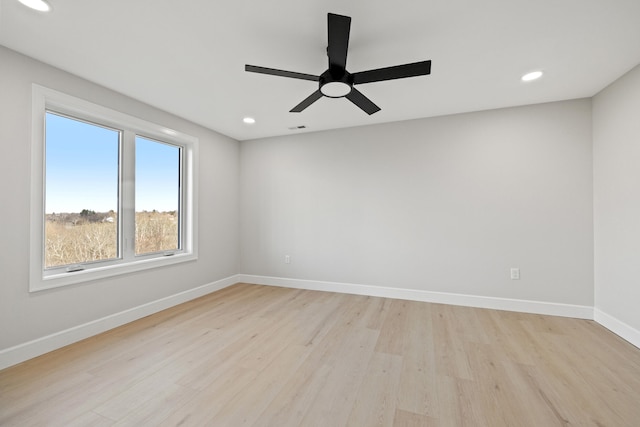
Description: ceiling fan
xmin=245 ymin=13 xmax=432 ymax=115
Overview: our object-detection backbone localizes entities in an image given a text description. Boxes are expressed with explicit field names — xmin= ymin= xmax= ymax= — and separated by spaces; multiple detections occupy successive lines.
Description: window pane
xmin=135 ymin=136 xmax=180 ymax=255
xmin=45 ymin=112 xmax=120 ymax=268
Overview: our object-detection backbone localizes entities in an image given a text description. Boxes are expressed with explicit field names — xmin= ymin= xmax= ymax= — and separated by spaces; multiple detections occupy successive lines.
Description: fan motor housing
xmin=319 ymin=70 xmax=353 ymax=98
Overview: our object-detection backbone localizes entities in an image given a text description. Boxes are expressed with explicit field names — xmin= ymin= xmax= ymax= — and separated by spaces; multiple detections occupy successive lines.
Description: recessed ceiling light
xmin=521 ymin=71 xmax=543 ymax=82
xmin=243 ymin=117 xmax=256 ymax=124
xmin=18 ymin=0 xmax=51 ymax=12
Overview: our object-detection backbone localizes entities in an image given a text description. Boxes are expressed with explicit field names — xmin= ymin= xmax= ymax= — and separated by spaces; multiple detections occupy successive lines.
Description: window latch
xmin=65 ymin=265 xmax=84 ymax=273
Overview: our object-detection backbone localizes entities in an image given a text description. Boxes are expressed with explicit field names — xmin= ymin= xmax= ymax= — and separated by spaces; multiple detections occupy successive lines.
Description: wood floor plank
xmin=364 ymin=296 xmax=393 ymax=331
xmin=464 ymin=341 xmax=561 ymax=426
xmin=474 ymin=309 xmax=538 ymax=366
xmin=346 ymin=352 xmax=403 ymax=427
xmin=375 ymin=299 xmax=410 ymax=355
xmin=92 ymin=373 xmax=195 ymax=422
xmin=432 ymin=304 xmax=474 ymax=380
xmin=109 ymin=383 xmax=196 ymax=427
xmin=1 ymin=283 xmax=640 ymax=426
xmin=252 ymin=357 xmax=333 ymax=427
xmin=435 ymin=375 xmax=477 ymax=427
xmin=393 ymin=409 xmax=438 ymax=427
xmin=297 ymin=328 xmax=380 ymax=427
xmin=395 ymin=300 xmax=439 ymax=418
xmin=205 ymin=344 xmax=313 ymax=426
xmin=252 ymin=297 xmax=363 ymax=426
xmin=65 ymin=411 xmax=115 ymax=427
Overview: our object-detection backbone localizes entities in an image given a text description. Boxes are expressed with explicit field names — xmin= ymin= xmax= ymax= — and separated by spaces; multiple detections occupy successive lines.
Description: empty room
xmin=1 ymin=0 xmax=640 ymax=425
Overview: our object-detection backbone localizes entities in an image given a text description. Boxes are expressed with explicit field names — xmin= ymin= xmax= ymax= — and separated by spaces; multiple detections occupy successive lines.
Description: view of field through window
xmin=45 ymin=112 xmax=180 ymax=269
xmin=135 ymin=136 xmax=180 ymax=255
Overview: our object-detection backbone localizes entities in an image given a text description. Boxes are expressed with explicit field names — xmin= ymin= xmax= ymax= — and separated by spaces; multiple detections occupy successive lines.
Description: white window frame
xmin=30 ymin=84 xmax=198 ymax=292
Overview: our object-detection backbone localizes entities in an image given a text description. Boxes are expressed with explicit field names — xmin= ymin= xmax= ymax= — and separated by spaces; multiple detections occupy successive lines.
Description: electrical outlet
xmin=510 ymin=268 xmax=520 ymax=280
xmin=285 ymin=255 xmax=291 ymax=264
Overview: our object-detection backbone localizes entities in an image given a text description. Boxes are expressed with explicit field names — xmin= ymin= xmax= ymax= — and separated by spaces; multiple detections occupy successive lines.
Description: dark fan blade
xmin=290 ymin=90 xmax=323 ymax=113
xmin=346 ymin=88 xmax=380 ymax=115
xmin=327 ymin=13 xmax=351 ymax=72
xmin=352 ymin=60 xmax=431 ymax=85
xmin=245 ymin=65 xmax=319 ymax=82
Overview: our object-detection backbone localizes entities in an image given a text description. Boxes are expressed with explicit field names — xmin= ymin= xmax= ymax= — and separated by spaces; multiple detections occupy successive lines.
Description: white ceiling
xmin=1 ymin=0 xmax=639 ymax=141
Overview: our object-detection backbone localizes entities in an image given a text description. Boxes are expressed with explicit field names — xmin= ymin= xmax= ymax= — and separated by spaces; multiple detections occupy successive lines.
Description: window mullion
xmin=120 ymin=130 xmax=136 ymax=259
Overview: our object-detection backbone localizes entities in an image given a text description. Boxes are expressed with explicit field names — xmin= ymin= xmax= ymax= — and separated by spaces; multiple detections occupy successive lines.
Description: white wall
xmin=241 ymin=100 xmax=594 ymax=307
xmin=0 ymin=46 xmax=240 ymax=353
xmin=593 ymin=63 xmax=640 ymax=342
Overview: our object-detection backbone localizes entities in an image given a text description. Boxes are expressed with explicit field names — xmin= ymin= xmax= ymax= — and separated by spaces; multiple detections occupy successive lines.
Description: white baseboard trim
xmin=237 ymin=275 xmax=594 ymax=320
xmin=0 ymin=274 xmax=239 ymax=371
xmin=2 ymin=273 xmax=606 ymax=371
xmin=594 ymin=309 xmax=640 ymax=349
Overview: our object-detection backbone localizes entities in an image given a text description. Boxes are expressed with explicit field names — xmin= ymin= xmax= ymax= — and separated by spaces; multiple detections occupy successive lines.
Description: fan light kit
xmin=246 ymin=13 xmax=432 ymax=115
xmin=320 ymin=81 xmax=352 ymax=98
xmin=522 ymin=71 xmax=543 ymax=82
xmin=18 ymin=0 xmax=51 ymax=12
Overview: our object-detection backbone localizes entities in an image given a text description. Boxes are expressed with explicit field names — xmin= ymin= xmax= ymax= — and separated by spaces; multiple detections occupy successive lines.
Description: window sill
xmin=30 ymin=252 xmax=197 ymax=292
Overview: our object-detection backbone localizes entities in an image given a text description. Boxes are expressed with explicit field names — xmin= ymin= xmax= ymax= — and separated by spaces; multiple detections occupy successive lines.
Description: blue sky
xmin=45 ymin=112 xmax=179 ymax=214
xmin=135 ymin=136 xmax=180 ymax=213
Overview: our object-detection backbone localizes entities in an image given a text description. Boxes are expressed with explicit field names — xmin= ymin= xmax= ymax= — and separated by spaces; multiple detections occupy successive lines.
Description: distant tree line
xmin=47 ymin=210 xmax=116 ymax=225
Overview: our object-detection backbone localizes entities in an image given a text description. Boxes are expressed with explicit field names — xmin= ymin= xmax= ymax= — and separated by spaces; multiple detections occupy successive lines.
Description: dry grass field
xmin=45 ymin=211 xmax=178 ymax=267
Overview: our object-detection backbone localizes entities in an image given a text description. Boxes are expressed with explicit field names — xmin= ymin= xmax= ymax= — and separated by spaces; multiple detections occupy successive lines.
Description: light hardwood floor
xmin=1 ymin=283 xmax=640 ymax=426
